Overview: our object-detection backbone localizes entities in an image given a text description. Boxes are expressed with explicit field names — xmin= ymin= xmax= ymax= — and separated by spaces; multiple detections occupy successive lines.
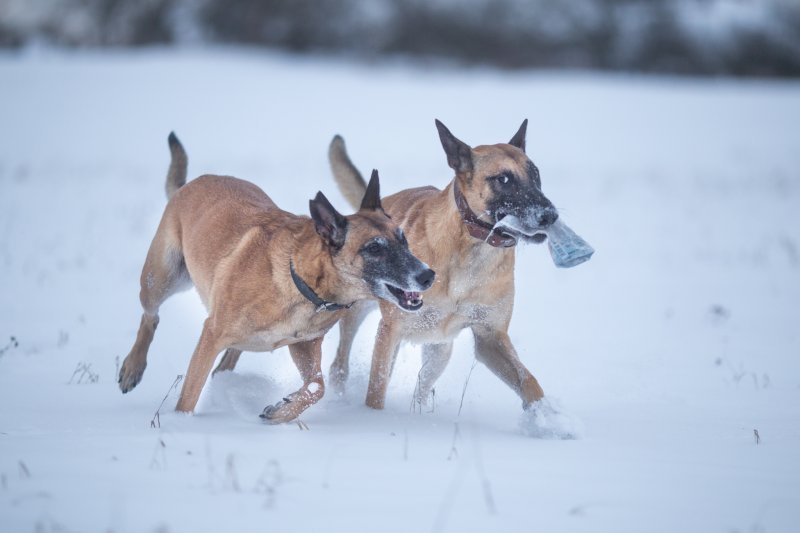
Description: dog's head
xmin=436 ymin=119 xmax=558 ymax=243
xmin=309 ymin=170 xmax=434 ymax=312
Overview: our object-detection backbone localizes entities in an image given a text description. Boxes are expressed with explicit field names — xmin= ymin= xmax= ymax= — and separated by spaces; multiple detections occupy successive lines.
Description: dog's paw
xmin=519 ymin=397 xmax=582 ymax=439
xmin=118 ymin=358 xmax=146 ymax=393
xmin=259 ymin=395 xmax=302 ymax=424
xmin=259 ymin=402 xmax=284 ymax=423
xmin=328 ymin=367 xmax=348 ymax=397
xmin=329 ymin=380 xmax=347 ymax=399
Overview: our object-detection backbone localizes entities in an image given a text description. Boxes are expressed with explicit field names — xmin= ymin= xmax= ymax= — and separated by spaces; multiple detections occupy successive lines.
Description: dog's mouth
xmin=493 ymin=214 xmax=549 ymax=244
xmin=523 ymin=232 xmax=548 ymax=244
xmin=385 ymin=283 xmax=423 ymax=311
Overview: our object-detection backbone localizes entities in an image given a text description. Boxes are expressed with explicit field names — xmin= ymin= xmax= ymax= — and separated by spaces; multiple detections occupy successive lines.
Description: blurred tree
xmin=0 ymin=0 xmax=798 ymax=77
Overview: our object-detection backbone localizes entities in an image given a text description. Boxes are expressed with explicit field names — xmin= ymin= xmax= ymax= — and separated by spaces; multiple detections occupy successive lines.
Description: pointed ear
xmin=508 ymin=119 xmax=527 ymax=152
xmin=360 ymin=169 xmax=383 ymax=211
xmin=309 ymin=192 xmax=348 ymax=250
xmin=435 ymin=119 xmax=473 ymax=174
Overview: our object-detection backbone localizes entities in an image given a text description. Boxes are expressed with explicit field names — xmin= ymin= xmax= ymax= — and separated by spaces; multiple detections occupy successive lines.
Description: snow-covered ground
xmin=1 ymin=48 xmax=799 ymax=533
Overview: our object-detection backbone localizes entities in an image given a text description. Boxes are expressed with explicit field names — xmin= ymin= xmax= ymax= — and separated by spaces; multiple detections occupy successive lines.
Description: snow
xmin=1 ymin=47 xmax=800 ymax=533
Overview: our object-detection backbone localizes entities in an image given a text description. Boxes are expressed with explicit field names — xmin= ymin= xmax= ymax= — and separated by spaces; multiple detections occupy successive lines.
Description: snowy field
xmin=1 ymin=48 xmax=799 ymax=533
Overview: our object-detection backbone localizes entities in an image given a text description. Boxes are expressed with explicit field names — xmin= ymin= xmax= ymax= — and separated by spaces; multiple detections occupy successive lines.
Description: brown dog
xmin=328 ymin=120 xmax=558 ymax=412
xmin=118 ymin=133 xmax=434 ymax=422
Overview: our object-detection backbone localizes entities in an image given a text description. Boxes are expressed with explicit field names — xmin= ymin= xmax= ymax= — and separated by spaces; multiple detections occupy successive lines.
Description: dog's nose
xmin=536 ymin=208 xmax=559 ymax=228
xmin=415 ymin=268 xmax=435 ymax=290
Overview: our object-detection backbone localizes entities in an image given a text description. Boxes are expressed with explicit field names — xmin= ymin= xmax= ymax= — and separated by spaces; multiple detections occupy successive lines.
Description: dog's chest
xmin=404 ymin=294 xmax=510 ymax=342
xmin=232 ymin=311 xmax=336 ymax=352
xmin=402 ymin=257 xmax=513 ymax=341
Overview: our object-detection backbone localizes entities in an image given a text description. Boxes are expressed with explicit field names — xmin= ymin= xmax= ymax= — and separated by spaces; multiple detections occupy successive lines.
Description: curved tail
xmin=328 ymin=135 xmax=367 ymax=210
xmin=166 ymin=132 xmax=188 ymax=200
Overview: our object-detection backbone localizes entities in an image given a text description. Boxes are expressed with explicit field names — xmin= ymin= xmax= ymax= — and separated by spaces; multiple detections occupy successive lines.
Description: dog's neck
xmin=289 ymin=259 xmax=353 ymax=313
xmin=451 ymin=180 xmax=517 ymax=249
xmin=289 ymin=224 xmax=354 ymax=312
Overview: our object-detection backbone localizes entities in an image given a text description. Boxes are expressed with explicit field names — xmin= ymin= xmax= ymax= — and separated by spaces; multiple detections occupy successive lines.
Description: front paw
xmin=259 ymin=395 xmax=300 ymax=424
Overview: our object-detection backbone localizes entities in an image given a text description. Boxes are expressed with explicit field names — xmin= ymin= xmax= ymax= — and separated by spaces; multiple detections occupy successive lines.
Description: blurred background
xmin=2 ymin=2 xmax=800 ymax=532
xmin=2 ymin=0 xmax=800 ymax=77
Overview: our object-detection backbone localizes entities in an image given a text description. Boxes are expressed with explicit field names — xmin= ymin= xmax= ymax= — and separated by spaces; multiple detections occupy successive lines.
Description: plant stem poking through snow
xmin=225 ymin=453 xmax=240 ymax=492
xmin=149 ymin=438 xmax=167 ymax=470
xmin=472 ymin=429 xmax=497 ymax=515
xmin=754 ymin=429 xmax=761 ymax=445
xmin=446 ymin=422 xmax=461 ymax=461
xmin=254 ymin=460 xmax=283 ymax=509
xmin=18 ymin=460 xmax=30 ymax=479
xmin=67 ymin=362 xmax=98 ymax=384
xmin=150 ymin=374 xmax=184 ymax=428
xmin=0 ymin=336 xmax=18 ymax=357
xmin=458 ymin=359 xmax=478 ymax=417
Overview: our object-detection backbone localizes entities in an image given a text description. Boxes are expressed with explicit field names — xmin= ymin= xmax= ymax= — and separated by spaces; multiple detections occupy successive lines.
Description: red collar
xmin=453 ymin=180 xmax=517 ymax=248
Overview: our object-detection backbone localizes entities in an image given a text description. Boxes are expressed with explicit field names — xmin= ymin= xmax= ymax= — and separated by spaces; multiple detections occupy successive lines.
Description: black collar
xmin=453 ymin=180 xmax=517 ymax=248
xmin=289 ymin=260 xmax=353 ymax=313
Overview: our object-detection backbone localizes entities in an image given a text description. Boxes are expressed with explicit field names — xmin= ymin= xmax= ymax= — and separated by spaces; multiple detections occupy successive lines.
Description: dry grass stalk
xmin=150 ymin=374 xmax=184 ymax=428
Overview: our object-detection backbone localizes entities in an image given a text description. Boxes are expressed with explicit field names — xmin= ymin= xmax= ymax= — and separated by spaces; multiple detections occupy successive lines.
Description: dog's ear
xmin=435 ymin=119 xmax=473 ymax=174
xmin=309 ymin=192 xmax=348 ymax=250
xmin=360 ymin=169 xmax=383 ymax=212
xmin=508 ymin=118 xmax=528 ymax=153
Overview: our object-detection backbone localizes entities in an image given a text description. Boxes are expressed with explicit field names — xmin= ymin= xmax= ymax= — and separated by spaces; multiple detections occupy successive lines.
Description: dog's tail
xmin=329 ymin=135 xmax=367 ymax=210
xmin=165 ymin=132 xmax=188 ymax=201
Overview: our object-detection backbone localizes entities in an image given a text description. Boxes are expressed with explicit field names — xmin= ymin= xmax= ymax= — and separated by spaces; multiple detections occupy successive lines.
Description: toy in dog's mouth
xmin=492 ymin=214 xmax=548 ymax=244
xmin=386 ymin=284 xmax=423 ymax=311
xmin=493 ymin=215 xmax=594 ymax=268
xmin=523 ymin=232 xmax=548 ymax=244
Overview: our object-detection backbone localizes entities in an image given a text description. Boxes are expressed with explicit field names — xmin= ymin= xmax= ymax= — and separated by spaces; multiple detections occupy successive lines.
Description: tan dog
xmin=118 ymin=133 xmax=434 ymax=422
xmin=328 ymin=120 xmax=559 ymax=412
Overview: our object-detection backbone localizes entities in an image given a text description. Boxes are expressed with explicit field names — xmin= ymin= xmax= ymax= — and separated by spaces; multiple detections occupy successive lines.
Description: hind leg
xmin=175 ymin=317 xmax=226 ymax=413
xmin=119 ymin=313 xmax=160 ymax=393
xmin=329 ymin=300 xmax=373 ymax=395
xmin=119 ymin=229 xmax=190 ymax=393
xmin=212 ymin=348 xmax=242 ymax=376
xmin=413 ymin=342 xmax=453 ymax=409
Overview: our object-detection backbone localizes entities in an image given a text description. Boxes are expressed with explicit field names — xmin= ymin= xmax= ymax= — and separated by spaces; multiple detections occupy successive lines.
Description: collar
xmin=290 ymin=260 xmax=353 ymax=313
xmin=452 ymin=180 xmax=517 ymax=248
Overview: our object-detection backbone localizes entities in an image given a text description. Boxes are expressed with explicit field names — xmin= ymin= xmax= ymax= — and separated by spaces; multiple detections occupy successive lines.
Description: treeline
xmin=1 ymin=0 xmax=799 ymax=77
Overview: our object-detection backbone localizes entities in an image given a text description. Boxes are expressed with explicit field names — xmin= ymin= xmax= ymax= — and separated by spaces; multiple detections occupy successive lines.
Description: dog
xmin=118 ymin=133 xmax=434 ymax=422
xmin=327 ymin=119 xmax=558 ymax=412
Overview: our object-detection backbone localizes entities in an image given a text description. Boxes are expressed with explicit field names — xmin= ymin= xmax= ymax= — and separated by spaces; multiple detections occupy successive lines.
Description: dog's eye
xmin=498 ymin=174 xmax=511 ymax=185
xmin=365 ymin=241 xmax=385 ymax=256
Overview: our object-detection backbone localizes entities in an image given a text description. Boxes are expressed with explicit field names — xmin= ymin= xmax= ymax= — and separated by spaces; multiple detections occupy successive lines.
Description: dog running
xmin=327 ymin=120 xmax=558 ymax=412
xmin=118 ymin=133 xmax=434 ymax=422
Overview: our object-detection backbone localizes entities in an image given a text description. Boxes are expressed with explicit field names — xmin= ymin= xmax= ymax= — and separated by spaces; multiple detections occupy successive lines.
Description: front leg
xmin=414 ymin=342 xmax=453 ymax=408
xmin=260 ymin=337 xmax=325 ymax=424
xmin=176 ymin=318 xmax=225 ymax=413
xmin=329 ymin=300 xmax=373 ymax=395
xmin=365 ymin=318 xmax=402 ymax=410
xmin=472 ymin=325 xmax=544 ymax=409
